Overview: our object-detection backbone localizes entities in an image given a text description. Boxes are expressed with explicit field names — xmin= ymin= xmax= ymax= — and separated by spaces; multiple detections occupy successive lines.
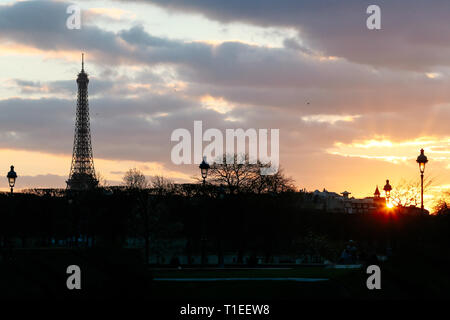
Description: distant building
xmin=341 ymin=191 xmax=351 ymax=198
xmin=309 ymin=187 xmax=386 ymax=214
xmin=346 ymin=186 xmax=386 ymax=214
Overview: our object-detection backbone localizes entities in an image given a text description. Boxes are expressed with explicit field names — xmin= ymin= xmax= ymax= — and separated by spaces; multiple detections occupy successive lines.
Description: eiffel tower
xmin=67 ymin=54 xmax=98 ymax=190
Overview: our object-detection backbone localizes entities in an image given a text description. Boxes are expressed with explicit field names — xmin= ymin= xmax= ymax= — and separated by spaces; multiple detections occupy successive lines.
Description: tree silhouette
xmin=434 ymin=190 xmax=450 ymax=215
xmin=123 ymin=168 xmax=148 ymax=189
xmin=150 ymin=175 xmax=175 ymax=195
xmin=208 ymin=153 xmax=295 ymax=194
xmin=96 ymin=171 xmax=108 ymax=187
xmin=390 ymin=176 xmax=433 ymax=207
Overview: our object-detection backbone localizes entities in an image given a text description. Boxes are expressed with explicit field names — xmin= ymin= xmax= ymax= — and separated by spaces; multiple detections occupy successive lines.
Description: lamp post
xmin=7 ymin=165 xmax=17 ymax=194
xmin=383 ymin=179 xmax=392 ymax=207
xmin=199 ymin=157 xmax=210 ymax=187
xmin=416 ymin=149 xmax=428 ymax=214
xmin=5 ymin=166 xmax=17 ymax=257
xmin=217 ymin=185 xmax=225 ymax=268
xmin=199 ymin=157 xmax=210 ymax=266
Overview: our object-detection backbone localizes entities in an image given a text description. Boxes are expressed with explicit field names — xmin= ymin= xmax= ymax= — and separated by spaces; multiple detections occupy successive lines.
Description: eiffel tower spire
xmin=67 ymin=54 xmax=98 ymax=190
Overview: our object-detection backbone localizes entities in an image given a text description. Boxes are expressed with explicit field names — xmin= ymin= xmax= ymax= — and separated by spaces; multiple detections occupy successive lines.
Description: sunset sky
xmin=0 ymin=0 xmax=449 ymax=209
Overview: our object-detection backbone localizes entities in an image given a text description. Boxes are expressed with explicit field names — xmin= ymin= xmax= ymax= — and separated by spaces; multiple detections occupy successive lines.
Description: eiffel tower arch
xmin=67 ymin=54 xmax=98 ymax=190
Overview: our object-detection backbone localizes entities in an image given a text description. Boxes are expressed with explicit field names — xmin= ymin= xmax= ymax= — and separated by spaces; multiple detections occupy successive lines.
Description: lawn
xmin=151 ymin=267 xmax=355 ymax=279
xmin=148 ymin=267 xmax=372 ymax=300
xmin=2 ymin=248 xmax=443 ymax=300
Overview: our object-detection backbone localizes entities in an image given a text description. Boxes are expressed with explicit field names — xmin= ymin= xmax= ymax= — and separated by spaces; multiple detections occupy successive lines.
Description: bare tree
xmin=390 ymin=176 xmax=433 ymax=207
xmin=252 ymin=167 xmax=296 ymax=194
xmin=208 ymin=153 xmax=296 ymax=194
xmin=150 ymin=175 xmax=175 ymax=195
xmin=433 ymin=189 xmax=450 ymax=214
xmin=96 ymin=171 xmax=108 ymax=187
xmin=434 ymin=199 xmax=449 ymax=215
xmin=123 ymin=168 xmax=148 ymax=189
xmin=122 ymin=168 xmax=150 ymax=263
xmin=208 ymin=154 xmax=260 ymax=194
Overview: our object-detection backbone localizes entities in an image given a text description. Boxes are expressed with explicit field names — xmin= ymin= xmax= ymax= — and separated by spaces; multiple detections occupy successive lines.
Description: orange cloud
xmin=0 ymin=148 xmax=192 ymax=190
xmin=0 ymin=42 xmax=81 ymax=62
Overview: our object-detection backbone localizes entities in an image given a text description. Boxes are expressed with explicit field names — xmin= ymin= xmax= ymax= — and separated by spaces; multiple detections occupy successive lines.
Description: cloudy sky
xmin=0 ymin=0 xmax=449 ymax=208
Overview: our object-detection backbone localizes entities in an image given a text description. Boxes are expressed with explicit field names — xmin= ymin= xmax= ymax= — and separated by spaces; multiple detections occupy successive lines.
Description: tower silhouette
xmin=67 ymin=54 xmax=98 ymax=190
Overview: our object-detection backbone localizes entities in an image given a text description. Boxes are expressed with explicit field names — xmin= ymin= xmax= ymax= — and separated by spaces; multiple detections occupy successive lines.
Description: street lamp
xmin=6 ymin=165 xmax=17 ymax=194
xmin=199 ymin=157 xmax=210 ymax=186
xmin=416 ymin=149 xmax=428 ymax=214
xmin=383 ymin=179 xmax=392 ymax=207
xmin=199 ymin=157 xmax=210 ymax=266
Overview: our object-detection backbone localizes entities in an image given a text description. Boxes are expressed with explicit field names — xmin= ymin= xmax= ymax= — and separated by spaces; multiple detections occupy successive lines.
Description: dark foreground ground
xmin=0 ymin=248 xmax=449 ymax=300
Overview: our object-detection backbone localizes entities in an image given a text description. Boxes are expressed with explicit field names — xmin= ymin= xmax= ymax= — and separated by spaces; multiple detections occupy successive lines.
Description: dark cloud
xmin=125 ymin=0 xmax=450 ymax=71
xmin=0 ymin=1 xmax=403 ymax=89
xmin=0 ymin=1 xmax=126 ymax=57
xmin=2 ymin=1 xmax=448 ymax=101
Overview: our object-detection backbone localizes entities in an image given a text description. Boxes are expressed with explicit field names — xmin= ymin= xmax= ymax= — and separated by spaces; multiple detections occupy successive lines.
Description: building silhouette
xmin=67 ymin=54 xmax=98 ymax=190
xmin=310 ymin=186 xmax=387 ymax=214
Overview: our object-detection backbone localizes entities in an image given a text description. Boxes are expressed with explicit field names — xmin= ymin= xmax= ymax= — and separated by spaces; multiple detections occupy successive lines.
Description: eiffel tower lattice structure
xmin=67 ymin=54 xmax=98 ymax=190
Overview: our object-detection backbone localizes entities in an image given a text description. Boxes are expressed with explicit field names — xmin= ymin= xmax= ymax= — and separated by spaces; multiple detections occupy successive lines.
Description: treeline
xmin=1 ymin=189 xmax=450 ymax=263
